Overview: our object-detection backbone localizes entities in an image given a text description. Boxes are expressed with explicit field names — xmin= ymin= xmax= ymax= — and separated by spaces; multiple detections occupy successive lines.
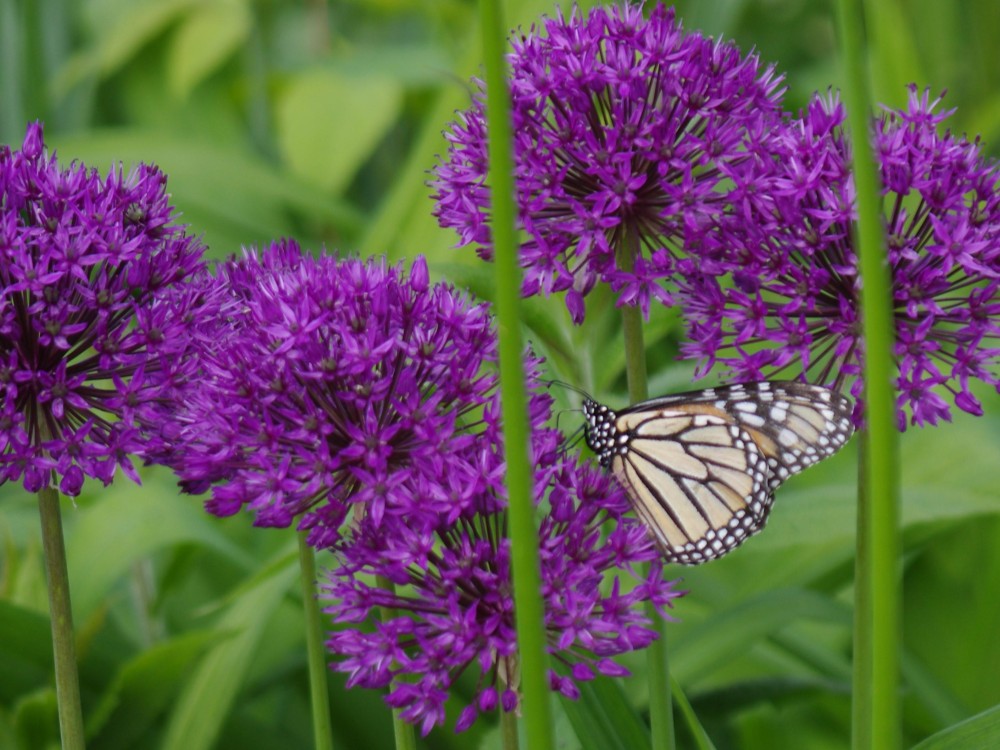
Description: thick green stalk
xmin=376 ymin=576 xmax=418 ymax=750
xmin=38 ymin=486 xmax=86 ymax=750
xmin=617 ymin=243 xmax=674 ymax=750
xmin=835 ymin=2 xmax=901 ymax=749
xmin=298 ymin=533 xmax=335 ymax=750
xmin=852 ymin=436 xmax=874 ymax=750
xmin=479 ymin=1 xmax=555 ymax=748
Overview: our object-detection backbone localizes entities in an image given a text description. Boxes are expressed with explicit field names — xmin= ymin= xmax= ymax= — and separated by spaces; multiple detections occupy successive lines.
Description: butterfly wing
xmin=639 ymin=381 xmax=857 ymax=492
xmin=609 ymin=405 xmax=771 ymax=564
xmin=586 ymin=381 xmax=855 ymax=564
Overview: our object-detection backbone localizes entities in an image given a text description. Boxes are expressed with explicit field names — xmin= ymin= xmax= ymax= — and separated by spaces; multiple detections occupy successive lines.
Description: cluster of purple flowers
xmin=12 ymin=0 xmax=1000 ymax=740
xmin=434 ymin=3 xmax=1000 ymax=429
xmin=0 ymin=119 xmax=686 ymax=735
xmin=0 ymin=123 xmax=204 ymax=496
xmin=325 ymin=404 xmax=678 ymax=734
xmin=432 ymin=3 xmax=785 ymax=322
xmin=158 ymin=242 xmax=503 ymax=538
xmin=157 ymin=240 xmax=682 ymax=733
xmin=677 ymin=88 xmax=1000 ymax=428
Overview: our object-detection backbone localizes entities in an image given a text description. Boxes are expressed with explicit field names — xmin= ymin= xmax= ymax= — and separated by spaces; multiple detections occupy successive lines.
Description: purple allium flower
xmin=431 ymin=2 xmax=785 ymax=322
xmin=0 ymin=122 xmax=205 ymax=495
xmin=160 ymin=238 xmax=683 ymax=732
xmin=679 ymin=87 xmax=1000 ymax=428
xmin=160 ymin=240 xmax=512 ymax=539
xmin=324 ymin=420 xmax=682 ymax=735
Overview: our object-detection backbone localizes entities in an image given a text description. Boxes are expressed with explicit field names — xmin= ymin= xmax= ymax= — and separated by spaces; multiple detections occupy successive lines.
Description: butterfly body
xmin=583 ymin=381 xmax=854 ymax=565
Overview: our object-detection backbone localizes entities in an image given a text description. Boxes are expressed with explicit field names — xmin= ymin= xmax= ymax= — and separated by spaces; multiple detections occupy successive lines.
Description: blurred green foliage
xmin=0 ymin=0 xmax=999 ymax=748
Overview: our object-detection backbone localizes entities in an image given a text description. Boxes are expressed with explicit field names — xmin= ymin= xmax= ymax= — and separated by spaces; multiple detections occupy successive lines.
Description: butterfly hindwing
xmin=583 ymin=381 xmax=855 ymax=565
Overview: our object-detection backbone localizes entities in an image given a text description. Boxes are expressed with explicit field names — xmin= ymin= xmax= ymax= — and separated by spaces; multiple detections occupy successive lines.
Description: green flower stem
xmin=616 ymin=234 xmax=648 ymax=406
xmin=38 ymin=486 xmax=86 ymax=750
xmin=835 ymin=2 xmax=901 ymax=749
xmin=617 ymin=241 xmax=674 ymax=750
xmin=852 ymin=435 xmax=874 ymax=750
xmin=500 ymin=704 xmax=521 ymax=750
xmin=621 ymin=306 xmax=649 ymax=405
xmin=376 ymin=576 xmax=418 ymax=750
xmin=480 ymin=1 xmax=555 ymax=748
xmin=297 ymin=532 xmax=335 ymax=750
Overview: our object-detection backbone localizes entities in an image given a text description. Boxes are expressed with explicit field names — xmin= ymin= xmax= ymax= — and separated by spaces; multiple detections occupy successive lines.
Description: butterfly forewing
xmin=637 ymin=381 xmax=856 ymax=490
xmin=583 ymin=381 xmax=855 ymax=565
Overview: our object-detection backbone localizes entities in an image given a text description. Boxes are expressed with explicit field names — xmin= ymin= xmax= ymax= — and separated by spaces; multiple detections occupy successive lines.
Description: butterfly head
xmin=582 ymin=399 xmax=621 ymax=468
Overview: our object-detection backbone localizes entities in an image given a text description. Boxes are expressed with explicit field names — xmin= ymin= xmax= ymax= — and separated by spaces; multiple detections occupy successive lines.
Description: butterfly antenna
xmin=544 ymin=378 xmax=593 ymax=400
xmin=564 ymin=423 xmax=585 ymax=450
xmin=553 ymin=406 xmax=583 ymax=434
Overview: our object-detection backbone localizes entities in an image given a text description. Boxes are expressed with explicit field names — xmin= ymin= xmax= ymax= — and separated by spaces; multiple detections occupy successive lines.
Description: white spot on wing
xmin=778 ymin=428 xmax=798 ymax=447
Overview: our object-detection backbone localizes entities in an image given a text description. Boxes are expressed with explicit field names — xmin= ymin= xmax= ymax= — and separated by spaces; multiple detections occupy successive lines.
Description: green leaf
xmin=0 ymin=707 xmax=18 ymax=750
xmin=864 ymin=0 xmax=925 ymax=108
xmin=161 ymin=553 xmax=297 ymax=750
xmin=66 ymin=473 xmax=253 ymax=620
xmin=168 ymin=1 xmax=251 ymax=98
xmin=671 ymin=589 xmax=851 ymax=684
xmin=690 ymin=675 xmax=848 ymax=717
xmin=745 ymin=411 xmax=1000 ymax=556
xmin=87 ymin=630 xmax=225 ymax=750
xmin=911 ymin=704 xmax=1000 ymax=750
xmin=672 ymin=677 xmax=718 ymax=750
xmin=275 ymin=68 xmax=403 ymax=192
xmin=332 ymin=43 xmax=452 ymax=86
xmin=52 ymin=0 xmax=197 ymax=97
xmin=48 ymin=129 xmax=364 ymax=257
xmin=11 ymin=687 xmax=59 ymax=750
xmin=0 ymin=601 xmax=55 ymax=701
xmin=0 ymin=510 xmax=49 ymax=612
xmin=673 ymin=0 xmax=752 ymax=35
xmin=966 ymin=91 xmax=1000 ymax=151
xmin=560 ymin=675 xmax=649 ymax=750
xmin=900 ymin=649 xmax=969 ymax=732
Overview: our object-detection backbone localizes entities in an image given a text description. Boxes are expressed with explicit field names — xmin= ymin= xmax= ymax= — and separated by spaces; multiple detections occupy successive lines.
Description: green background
xmin=1 ymin=1 xmax=999 ymax=748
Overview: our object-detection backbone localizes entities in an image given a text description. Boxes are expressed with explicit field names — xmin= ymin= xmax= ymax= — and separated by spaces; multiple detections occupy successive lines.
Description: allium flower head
xmin=160 ymin=240 xmax=684 ymax=732
xmin=324 ymin=399 xmax=682 ymax=735
xmin=0 ymin=122 xmax=205 ymax=495
xmin=162 ymin=240 xmax=510 ymax=539
xmin=431 ymin=2 xmax=785 ymax=321
xmin=680 ymin=87 xmax=1000 ymax=428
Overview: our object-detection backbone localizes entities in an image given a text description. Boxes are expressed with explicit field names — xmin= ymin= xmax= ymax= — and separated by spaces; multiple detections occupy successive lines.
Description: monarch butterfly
xmin=583 ymin=381 xmax=855 ymax=564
